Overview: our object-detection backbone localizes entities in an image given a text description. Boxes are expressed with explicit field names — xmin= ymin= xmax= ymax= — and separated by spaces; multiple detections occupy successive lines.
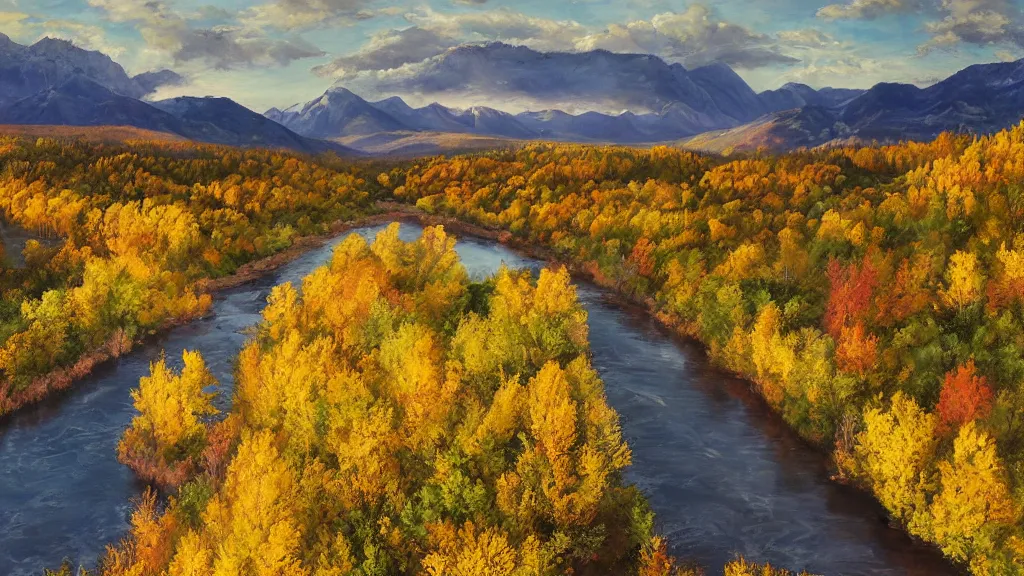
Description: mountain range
xmin=268 ymin=43 xmax=1024 ymax=152
xmin=267 ymin=45 xmax=807 ymax=143
xmin=0 ymin=35 xmax=355 ymax=155
xmin=683 ymin=58 xmax=1024 ymax=153
xmin=265 ymin=81 xmax=843 ymax=146
xmin=0 ymin=36 xmax=1021 ymax=155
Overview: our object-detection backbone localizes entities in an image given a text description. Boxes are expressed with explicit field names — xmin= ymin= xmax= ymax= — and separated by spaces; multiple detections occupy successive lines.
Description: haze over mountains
xmin=0 ymin=35 xmax=1022 ymax=155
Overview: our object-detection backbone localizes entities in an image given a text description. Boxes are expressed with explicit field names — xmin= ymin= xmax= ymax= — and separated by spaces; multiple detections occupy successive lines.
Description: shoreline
xmin=378 ymin=202 xmax=958 ymax=569
xmin=0 ymin=210 xmax=409 ymax=421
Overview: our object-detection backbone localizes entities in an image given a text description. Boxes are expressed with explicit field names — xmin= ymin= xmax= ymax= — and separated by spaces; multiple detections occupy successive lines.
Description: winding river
xmin=0 ymin=221 xmax=959 ymax=575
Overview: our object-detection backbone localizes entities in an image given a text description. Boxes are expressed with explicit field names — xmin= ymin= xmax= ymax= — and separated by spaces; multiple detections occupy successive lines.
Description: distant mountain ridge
xmin=0 ymin=35 xmax=356 ymax=155
xmin=686 ymin=58 xmax=1024 ymax=153
xmin=274 ymin=43 xmax=820 ymax=141
xmin=0 ymin=75 xmax=354 ymax=155
xmin=0 ymin=34 xmax=1021 ymax=155
xmin=267 ymin=79 xmax=862 ymax=145
xmin=0 ymin=34 xmax=180 ymax=104
xmin=267 ymin=43 xmax=874 ymax=144
xmin=267 ymin=44 xmax=1024 ymax=153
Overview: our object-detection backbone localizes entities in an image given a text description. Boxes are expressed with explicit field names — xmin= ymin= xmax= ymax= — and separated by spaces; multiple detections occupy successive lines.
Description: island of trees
xmin=74 ymin=225 xmax=796 ymax=576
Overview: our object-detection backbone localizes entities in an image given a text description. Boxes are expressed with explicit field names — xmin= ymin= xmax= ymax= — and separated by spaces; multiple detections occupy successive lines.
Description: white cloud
xmin=87 ymin=0 xmax=325 ymax=69
xmin=574 ymin=6 xmax=798 ymax=68
xmin=816 ymin=0 xmax=1023 ymax=52
xmin=241 ymin=0 xmax=378 ymax=31
xmin=313 ymin=7 xmax=588 ymax=79
xmin=995 ymin=48 xmax=1024 ymax=61
xmin=777 ymin=29 xmax=844 ymax=49
xmin=816 ymin=0 xmax=920 ymax=20
xmin=919 ymin=0 xmax=1024 ymax=52
xmin=0 ymin=10 xmax=30 ymax=37
xmin=314 ymin=4 xmax=799 ymax=83
xmin=312 ymin=26 xmax=457 ymax=78
xmin=404 ymin=7 xmax=586 ymax=51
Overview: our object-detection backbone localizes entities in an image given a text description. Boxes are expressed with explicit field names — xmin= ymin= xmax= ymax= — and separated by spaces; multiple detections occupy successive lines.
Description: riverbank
xmin=0 ymin=213 xmax=961 ymax=576
xmin=378 ymin=202 xmax=959 ymax=571
xmin=0 ymin=210 xmax=411 ymax=421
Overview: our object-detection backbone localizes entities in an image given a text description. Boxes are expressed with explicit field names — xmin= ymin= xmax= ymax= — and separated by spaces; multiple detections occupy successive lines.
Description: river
xmin=0 ymin=221 xmax=959 ymax=575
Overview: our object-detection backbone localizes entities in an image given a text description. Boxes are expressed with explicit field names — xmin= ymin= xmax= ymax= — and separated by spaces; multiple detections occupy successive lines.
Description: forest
xmin=383 ymin=125 xmax=1024 ymax=574
xmin=0 ymin=136 xmax=371 ymax=415
xmin=59 ymin=225 xmax=792 ymax=576
xmin=3 ymin=122 xmax=1023 ymax=575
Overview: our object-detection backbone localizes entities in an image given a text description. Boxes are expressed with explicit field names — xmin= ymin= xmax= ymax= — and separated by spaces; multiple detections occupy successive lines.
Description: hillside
xmin=0 ymin=124 xmax=185 ymax=142
xmin=681 ymin=107 xmax=850 ymax=153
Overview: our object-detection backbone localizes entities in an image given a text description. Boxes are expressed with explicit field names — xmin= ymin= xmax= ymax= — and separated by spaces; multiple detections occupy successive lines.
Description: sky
xmin=0 ymin=0 xmax=1022 ymax=112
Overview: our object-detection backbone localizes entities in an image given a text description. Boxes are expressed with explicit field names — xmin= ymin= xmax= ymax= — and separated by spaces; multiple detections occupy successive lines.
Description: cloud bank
xmin=88 ymin=0 xmax=325 ymax=69
xmin=313 ymin=5 xmax=803 ymax=86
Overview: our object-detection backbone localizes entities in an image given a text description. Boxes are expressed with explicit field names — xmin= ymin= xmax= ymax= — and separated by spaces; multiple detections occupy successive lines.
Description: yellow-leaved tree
xmin=118 ymin=350 xmax=218 ymax=486
xmin=941 ymin=251 xmax=984 ymax=310
xmin=931 ymin=421 xmax=1020 ymax=574
xmin=130 ymin=351 xmax=217 ymax=448
xmin=851 ymin=392 xmax=937 ymax=529
xmin=198 ymin=431 xmax=306 ymax=576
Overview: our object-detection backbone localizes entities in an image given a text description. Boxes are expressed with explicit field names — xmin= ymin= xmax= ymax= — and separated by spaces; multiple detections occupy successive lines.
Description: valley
xmin=0 ymin=15 xmax=1021 ymax=575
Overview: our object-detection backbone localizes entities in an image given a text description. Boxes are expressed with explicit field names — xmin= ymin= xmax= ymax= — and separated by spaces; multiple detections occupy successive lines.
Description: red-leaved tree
xmin=935 ymin=360 xmax=994 ymax=434
xmin=825 ymin=255 xmax=878 ymax=340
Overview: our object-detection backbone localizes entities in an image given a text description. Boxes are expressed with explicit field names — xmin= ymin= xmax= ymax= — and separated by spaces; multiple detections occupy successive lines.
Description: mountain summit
xmin=0 ymin=36 xmax=181 ymax=105
xmin=0 ymin=36 xmax=355 ymax=155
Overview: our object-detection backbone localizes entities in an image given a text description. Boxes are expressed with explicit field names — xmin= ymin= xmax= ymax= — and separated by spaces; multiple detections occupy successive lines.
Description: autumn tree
xmin=197 ymin=431 xmax=306 ymax=576
xmin=824 ymin=256 xmax=877 ymax=340
xmin=942 ymin=251 xmax=984 ymax=311
xmin=931 ymin=422 xmax=1019 ymax=572
xmin=935 ymin=361 xmax=994 ymax=434
xmin=852 ymin=392 xmax=937 ymax=527
xmin=118 ymin=351 xmax=218 ymax=487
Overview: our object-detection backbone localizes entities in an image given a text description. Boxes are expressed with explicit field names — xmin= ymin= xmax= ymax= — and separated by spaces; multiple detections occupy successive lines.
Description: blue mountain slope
xmin=0 ymin=76 xmax=356 ymax=155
